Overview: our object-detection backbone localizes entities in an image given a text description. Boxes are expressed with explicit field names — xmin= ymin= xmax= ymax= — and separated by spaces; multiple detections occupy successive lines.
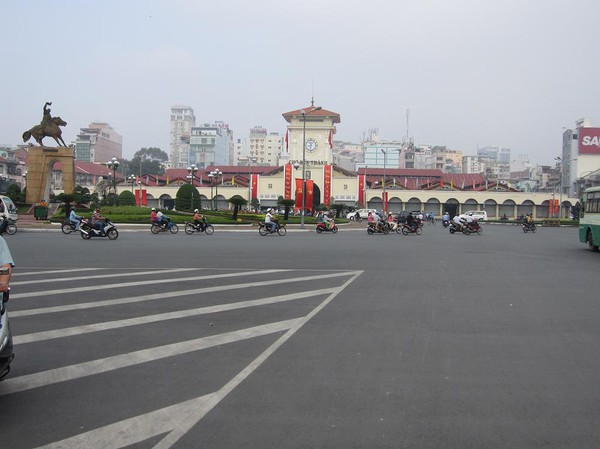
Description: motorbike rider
xmin=193 ymin=209 xmax=206 ymax=231
xmin=91 ymin=207 xmax=107 ymax=235
xmin=0 ymin=232 xmax=14 ymax=294
xmin=452 ymin=214 xmax=465 ymax=231
xmin=69 ymin=207 xmax=83 ymax=230
xmin=442 ymin=211 xmax=449 ymax=224
xmin=156 ymin=209 xmax=169 ymax=229
xmin=405 ymin=212 xmax=417 ymax=231
xmin=150 ymin=207 xmax=159 ymax=225
xmin=387 ymin=213 xmax=396 ymax=231
xmin=265 ymin=208 xmax=277 ymax=232
xmin=524 ymin=213 xmax=534 ymax=229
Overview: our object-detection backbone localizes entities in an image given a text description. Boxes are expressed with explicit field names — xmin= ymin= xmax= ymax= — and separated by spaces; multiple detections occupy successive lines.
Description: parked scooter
xmin=80 ymin=218 xmax=119 ymax=240
xmin=316 ymin=220 xmax=338 ymax=233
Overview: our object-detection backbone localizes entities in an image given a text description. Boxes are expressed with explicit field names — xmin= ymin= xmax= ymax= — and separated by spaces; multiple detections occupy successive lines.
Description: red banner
xmin=135 ymin=189 xmax=147 ymax=206
xmin=323 ymin=165 xmax=332 ymax=205
xmin=284 ymin=164 xmax=292 ymax=199
xmin=251 ymin=174 xmax=258 ymax=201
xmin=579 ymin=127 xmax=600 ymax=154
xmin=383 ymin=191 xmax=388 ymax=212
xmin=295 ymin=178 xmax=314 ymax=212
xmin=358 ymin=174 xmax=365 ymax=205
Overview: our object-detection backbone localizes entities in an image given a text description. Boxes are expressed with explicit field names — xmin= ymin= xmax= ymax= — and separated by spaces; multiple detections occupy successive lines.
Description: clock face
xmin=305 ymin=139 xmax=317 ymax=152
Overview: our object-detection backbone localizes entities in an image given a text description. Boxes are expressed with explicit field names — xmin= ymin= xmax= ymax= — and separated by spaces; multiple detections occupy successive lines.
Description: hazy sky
xmin=2 ymin=0 xmax=599 ymax=165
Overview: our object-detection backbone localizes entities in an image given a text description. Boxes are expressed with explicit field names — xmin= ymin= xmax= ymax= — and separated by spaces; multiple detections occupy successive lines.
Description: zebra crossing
xmin=1 ymin=267 xmax=362 ymax=449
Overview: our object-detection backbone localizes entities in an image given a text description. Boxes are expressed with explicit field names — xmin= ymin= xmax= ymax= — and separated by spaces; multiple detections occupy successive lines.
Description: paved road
xmin=1 ymin=224 xmax=598 ymax=448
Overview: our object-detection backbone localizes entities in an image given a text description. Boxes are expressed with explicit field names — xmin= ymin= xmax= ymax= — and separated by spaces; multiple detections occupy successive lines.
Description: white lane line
xmin=11 ymin=268 xmax=289 ymax=299
xmin=14 ymin=287 xmax=337 ymax=344
xmin=30 ymin=270 xmax=364 ymax=449
xmin=11 ymin=268 xmax=101 ymax=277
xmin=1 ymin=319 xmax=299 ymax=397
xmin=9 ymin=268 xmax=199 ymax=286
xmin=11 ymin=271 xmax=356 ymax=316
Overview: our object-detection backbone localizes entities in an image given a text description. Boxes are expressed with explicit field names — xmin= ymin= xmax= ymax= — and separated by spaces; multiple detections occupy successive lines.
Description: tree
xmin=228 ymin=195 xmax=247 ymax=220
xmin=250 ymin=197 xmax=260 ymax=212
xmin=5 ymin=184 xmax=24 ymax=204
xmin=175 ymin=184 xmax=201 ymax=211
xmin=55 ymin=193 xmax=77 ymax=216
xmin=277 ymin=196 xmax=296 ymax=220
xmin=72 ymin=185 xmax=91 ymax=205
xmin=330 ymin=202 xmax=345 ymax=218
xmin=119 ymin=190 xmax=136 ymax=206
xmin=134 ymin=147 xmax=169 ymax=162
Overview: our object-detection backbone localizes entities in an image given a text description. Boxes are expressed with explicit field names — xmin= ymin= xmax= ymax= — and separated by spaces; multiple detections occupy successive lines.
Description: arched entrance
xmin=25 ymin=146 xmax=75 ymax=204
xmin=313 ymin=184 xmax=321 ymax=210
xmin=444 ymin=198 xmax=459 ymax=218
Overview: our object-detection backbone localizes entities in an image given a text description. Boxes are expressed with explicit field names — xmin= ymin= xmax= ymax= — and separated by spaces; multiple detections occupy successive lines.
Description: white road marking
xmin=1 ymin=319 xmax=299 ymax=397
xmin=11 ymin=268 xmax=101 ymax=277
xmin=9 ymin=267 xmax=199 ymax=286
xmin=11 ymin=268 xmax=289 ymax=299
xmin=14 ymin=287 xmax=337 ymax=344
xmin=11 ymin=271 xmax=354 ymax=316
xmin=30 ymin=270 xmax=364 ymax=449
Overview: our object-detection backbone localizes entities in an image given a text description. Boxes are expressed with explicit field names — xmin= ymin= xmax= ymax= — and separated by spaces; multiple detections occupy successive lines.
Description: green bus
xmin=579 ymin=186 xmax=600 ymax=251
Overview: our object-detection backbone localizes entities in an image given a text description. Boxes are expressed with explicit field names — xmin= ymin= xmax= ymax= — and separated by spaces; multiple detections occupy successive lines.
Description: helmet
xmin=151 ymin=207 xmax=156 ymax=211
xmin=194 ymin=209 xmax=198 ymax=213
xmin=267 ymin=208 xmax=272 ymax=212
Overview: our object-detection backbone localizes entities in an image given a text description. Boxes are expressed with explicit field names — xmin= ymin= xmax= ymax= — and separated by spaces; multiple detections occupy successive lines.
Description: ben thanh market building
xmin=116 ymin=104 xmax=579 ymax=219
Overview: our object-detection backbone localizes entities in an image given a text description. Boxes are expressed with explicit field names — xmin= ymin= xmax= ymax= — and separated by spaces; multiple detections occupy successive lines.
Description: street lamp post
xmin=137 ymin=180 xmax=143 ymax=206
xmin=213 ymin=169 xmax=223 ymax=210
xmin=107 ymin=157 xmax=120 ymax=205
xmin=301 ymin=106 xmax=322 ymax=229
xmin=187 ymin=164 xmax=199 ymax=210
xmin=555 ymin=157 xmax=563 ymax=219
xmin=127 ymin=174 xmax=136 ymax=193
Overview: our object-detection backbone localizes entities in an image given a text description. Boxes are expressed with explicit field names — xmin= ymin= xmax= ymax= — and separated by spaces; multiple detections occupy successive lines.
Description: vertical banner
xmin=251 ymin=174 xmax=258 ymax=201
xmin=383 ymin=191 xmax=388 ymax=212
xmin=323 ymin=164 xmax=332 ymax=206
xmin=284 ymin=164 xmax=293 ymax=199
xmin=358 ymin=174 xmax=365 ymax=206
xmin=295 ymin=178 xmax=303 ymax=210
xmin=305 ymin=180 xmax=314 ymax=212
xmin=135 ymin=189 xmax=147 ymax=206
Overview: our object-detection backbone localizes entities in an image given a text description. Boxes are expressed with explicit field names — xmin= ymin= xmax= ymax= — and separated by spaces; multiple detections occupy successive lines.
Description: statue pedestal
xmin=25 ymin=146 xmax=75 ymax=205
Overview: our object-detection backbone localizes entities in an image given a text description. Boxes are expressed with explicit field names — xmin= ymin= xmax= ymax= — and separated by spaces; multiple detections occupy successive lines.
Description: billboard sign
xmin=579 ymin=128 xmax=600 ymax=154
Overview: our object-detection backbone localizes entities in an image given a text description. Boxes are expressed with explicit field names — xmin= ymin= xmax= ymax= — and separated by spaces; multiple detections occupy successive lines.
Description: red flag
xmin=328 ymin=129 xmax=333 ymax=149
xmin=285 ymin=130 xmax=289 ymax=151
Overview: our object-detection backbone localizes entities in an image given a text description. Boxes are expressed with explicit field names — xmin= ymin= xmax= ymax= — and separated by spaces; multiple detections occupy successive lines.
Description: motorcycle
xmin=184 ymin=220 xmax=214 ymax=235
xmin=258 ymin=221 xmax=287 ymax=236
xmin=401 ymin=223 xmax=423 ymax=235
xmin=80 ymin=218 xmax=119 ymax=240
xmin=0 ymin=288 xmax=13 ymax=382
xmin=442 ymin=219 xmax=450 ymax=228
xmin=448 ymin=221 xmax=464 ymax=234
xmin=463 ymin=221 xmax=483 ymax=236
xmin=367 ymin=222 xmax=389 ymax=235
xmin=61 ymin=221 xmax=80 ymax=234
xmin=151 ymin=216 xmax=179 ymax=234
xmin=522 ymin=222 xmax=536 ymax=233
xmin=0 ymin=216 xmax=16 ymax=235
xmin=316 ymin=220 xmax=338 ymax=233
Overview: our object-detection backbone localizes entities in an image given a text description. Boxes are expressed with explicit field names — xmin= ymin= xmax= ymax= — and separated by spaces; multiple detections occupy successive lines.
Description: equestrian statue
xmin=22 ymin=102 xmax=68 ymax=147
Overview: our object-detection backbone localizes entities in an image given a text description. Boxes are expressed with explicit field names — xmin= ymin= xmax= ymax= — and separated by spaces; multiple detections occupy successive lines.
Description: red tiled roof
xmin=282 ymin=106 xmax=341 ymax=124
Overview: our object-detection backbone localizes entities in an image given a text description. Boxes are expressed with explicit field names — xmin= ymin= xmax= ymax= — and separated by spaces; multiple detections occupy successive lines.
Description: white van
xmin=0 ymin=196 xmax=18 ymax=222
xmin=465 ymin=210 xmax=488 ymax=221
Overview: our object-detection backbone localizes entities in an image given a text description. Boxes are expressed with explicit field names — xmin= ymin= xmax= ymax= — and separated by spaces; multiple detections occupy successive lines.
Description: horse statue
xmin=22 ymin=116 xmax=68 ymax=147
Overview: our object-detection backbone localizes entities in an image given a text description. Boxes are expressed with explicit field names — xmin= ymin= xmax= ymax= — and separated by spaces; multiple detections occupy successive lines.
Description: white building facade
xmin=169 ymin=105 xmax=196 ymax=168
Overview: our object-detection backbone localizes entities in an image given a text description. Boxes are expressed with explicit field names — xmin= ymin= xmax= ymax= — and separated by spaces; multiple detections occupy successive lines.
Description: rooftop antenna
xmin=406 ymin=108 xmax=410 ymax=144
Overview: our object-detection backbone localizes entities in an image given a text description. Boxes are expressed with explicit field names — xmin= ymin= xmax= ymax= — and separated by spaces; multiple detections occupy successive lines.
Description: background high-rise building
xmin=74 ymin=122 xmax=122 ymax=163
xmin=189 ymin=122 xmax=233 ymax=168
xmin=169 ymin=105 xmax=196 ymax=168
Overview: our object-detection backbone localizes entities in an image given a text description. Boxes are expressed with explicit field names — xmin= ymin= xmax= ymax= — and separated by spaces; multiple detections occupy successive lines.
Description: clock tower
xmin=282 ymin=101 xmax=341 ymax=167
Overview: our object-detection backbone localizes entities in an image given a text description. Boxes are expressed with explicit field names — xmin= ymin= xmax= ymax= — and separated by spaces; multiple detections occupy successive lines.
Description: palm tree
xmin=277 ymin=197 xmax=296 ymax=220
xmin=228 ymin=195 xmax=247 ymax=220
